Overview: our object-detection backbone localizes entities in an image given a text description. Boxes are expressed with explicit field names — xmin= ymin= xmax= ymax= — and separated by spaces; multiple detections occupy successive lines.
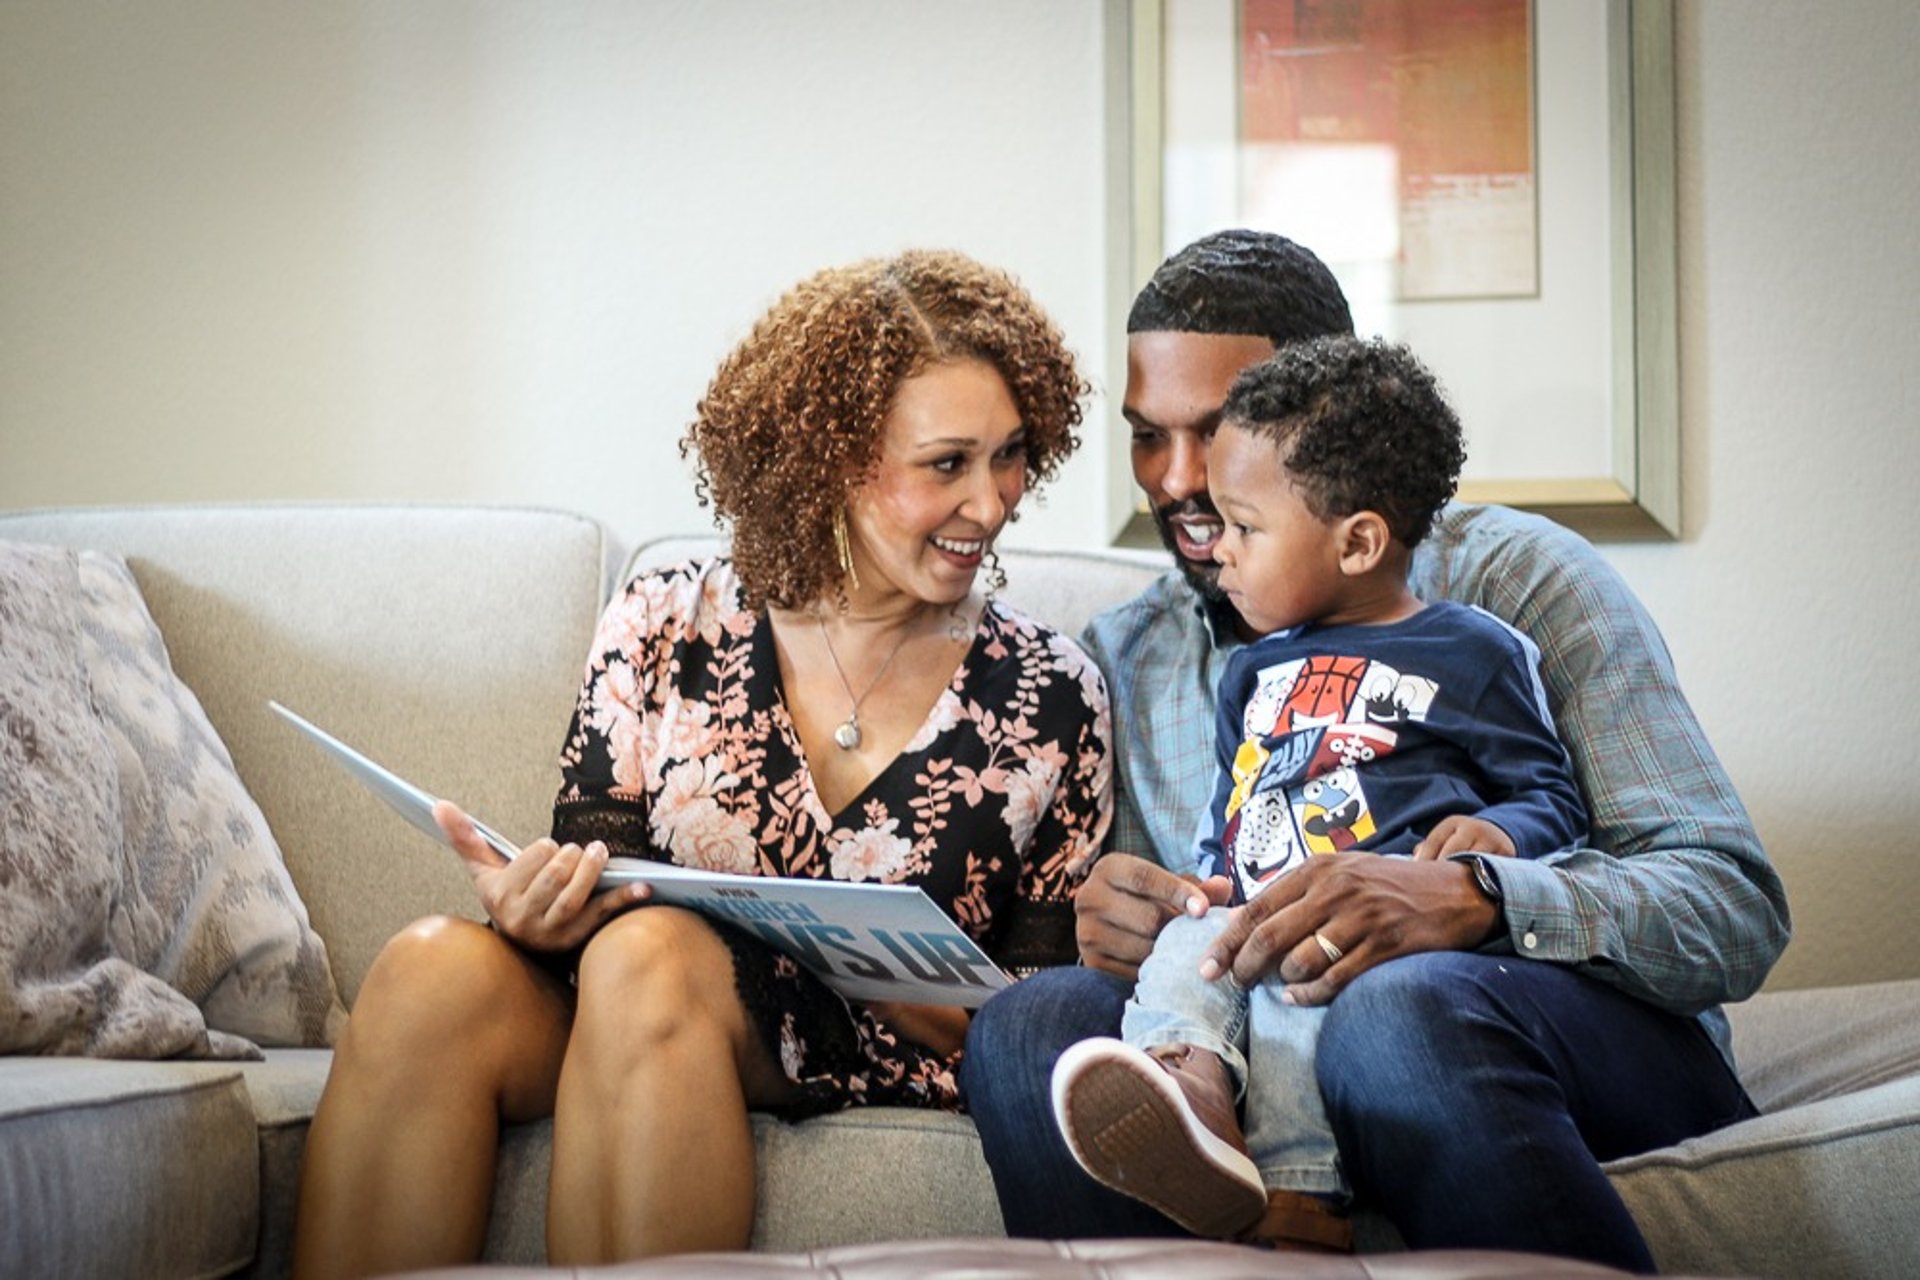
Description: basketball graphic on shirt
xmin=1274 ymin=654 xmax=1369 ymax=733
xmin=1225 ymin=647 xmax=1464 ymax=887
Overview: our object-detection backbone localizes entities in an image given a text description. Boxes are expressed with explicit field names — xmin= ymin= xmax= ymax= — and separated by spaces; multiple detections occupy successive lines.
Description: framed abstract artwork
xmin=1105 ymin=0 xmax=1678 ymax=540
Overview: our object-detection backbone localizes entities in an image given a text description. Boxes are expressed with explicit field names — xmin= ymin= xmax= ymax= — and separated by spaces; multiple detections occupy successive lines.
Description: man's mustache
xmin=1151 ymin=496 xmax=1227 ymax=602
xmin=1157 ymin=497 xmax=1221 ymax=525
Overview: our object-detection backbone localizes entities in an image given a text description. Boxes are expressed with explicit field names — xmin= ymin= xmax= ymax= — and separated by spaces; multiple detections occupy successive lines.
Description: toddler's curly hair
xmin=683 ymin=250 xmax=1088 ymax=610
xmin=1223 ymin=336 xmax=1465 ymax=547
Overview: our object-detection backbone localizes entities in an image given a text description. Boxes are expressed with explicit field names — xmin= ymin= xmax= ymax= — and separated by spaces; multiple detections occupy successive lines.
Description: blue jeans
xmin=1124 ymin=910 xmax=1341 ymax=1195
xmin=960 ymin=952 xmax=1758 ymax=1271
xmin=1318 ymin=952 xmax=1757 ymax=1271
xmin=959 ymin=964 xmax=1183 ymax=1238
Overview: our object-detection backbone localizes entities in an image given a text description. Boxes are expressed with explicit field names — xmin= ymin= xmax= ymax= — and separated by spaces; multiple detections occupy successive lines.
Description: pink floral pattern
xmin=552 ymin=559 xmax=1111 ymax=1115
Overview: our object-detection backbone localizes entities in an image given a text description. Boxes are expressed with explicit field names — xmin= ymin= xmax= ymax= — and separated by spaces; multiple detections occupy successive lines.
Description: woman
xmin=292 ymin=250 xmax=1112 ymax=1275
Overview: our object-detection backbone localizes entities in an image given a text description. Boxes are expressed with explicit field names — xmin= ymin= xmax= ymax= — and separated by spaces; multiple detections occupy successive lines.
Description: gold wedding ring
xmin=1313 ymin=930 xmax=1345 ymax=965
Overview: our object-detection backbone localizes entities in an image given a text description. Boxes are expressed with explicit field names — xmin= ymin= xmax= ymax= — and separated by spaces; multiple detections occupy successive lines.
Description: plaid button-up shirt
xmin=1080 ymin=502 xmax=1790 ymax=1064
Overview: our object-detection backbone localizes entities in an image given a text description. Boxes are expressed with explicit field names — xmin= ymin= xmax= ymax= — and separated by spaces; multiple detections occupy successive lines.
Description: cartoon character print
xmin=1223 ymin=737 xmax=1269 ymax=826
xmin=1225 ymin=758 xmax=1376 ymax=895
xmin=1358 ymin=662 xmax=1439 ymax=726
xmin=1271 ymin=655 xmax=1370 ymax=735
xmin=1305 ymin=722 xmax=1398 ymax=779
xmin=1233 ymin=788 xmax=1309 ymax=890
xmin=1299 ymin=766 xmax=1376 ymax=853
xmin=1242 ymin=660 xmax=1301 ymax=738
xmin=1224 ymin=734 xmax=1316 ymax=895
xmin=1243 ymin=655 xmax=1372 ymax=738
xmin=1224 ymin=652 xmax=1451 ymax=891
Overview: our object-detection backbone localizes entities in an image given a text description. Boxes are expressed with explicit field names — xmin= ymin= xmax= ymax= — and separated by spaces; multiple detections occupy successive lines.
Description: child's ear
xmin=1336 ymin=511 xmax=1392 ymax=575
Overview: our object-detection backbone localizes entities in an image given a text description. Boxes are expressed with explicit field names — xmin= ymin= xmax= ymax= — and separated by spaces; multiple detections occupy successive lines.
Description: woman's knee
xmin=574 ymin=907 xmax=733 ymax=1044
xmin=348 ymin=917 xmax=506 ymax=1036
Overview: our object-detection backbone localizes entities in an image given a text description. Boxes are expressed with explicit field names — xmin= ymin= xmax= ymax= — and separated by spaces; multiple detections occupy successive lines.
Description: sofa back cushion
xmin=0 ymin=506 xmax=615 ymax=1003
xmin=625 ymin=536 xmax=1168 ymax=644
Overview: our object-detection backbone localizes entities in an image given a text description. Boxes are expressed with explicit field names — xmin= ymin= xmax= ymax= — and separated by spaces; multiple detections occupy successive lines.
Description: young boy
xmin=1050 ymin=335 xmax=1588 ymax=1249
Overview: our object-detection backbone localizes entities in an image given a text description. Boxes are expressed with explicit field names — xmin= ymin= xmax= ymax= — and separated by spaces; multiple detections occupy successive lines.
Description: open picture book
xmin=268 ymin=701 xmax=1011 ymax=1007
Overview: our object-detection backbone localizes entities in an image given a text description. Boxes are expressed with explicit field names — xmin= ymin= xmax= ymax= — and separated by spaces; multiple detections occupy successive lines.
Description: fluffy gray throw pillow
xmin=0 ymin=542 xmax=346 ymax=1056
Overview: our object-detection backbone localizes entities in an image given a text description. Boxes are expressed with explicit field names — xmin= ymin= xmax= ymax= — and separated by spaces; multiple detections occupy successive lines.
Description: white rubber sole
xmin=1050 ymin=1037 xmax=1267 ymax=1238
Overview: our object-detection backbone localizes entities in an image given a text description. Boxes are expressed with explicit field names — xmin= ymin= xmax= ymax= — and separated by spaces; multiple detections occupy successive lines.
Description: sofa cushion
xmin=471 ymin=1108 xmax=1006 ymax=1263
xmin=235 ymin=1049 xmax=334 ymax=1280
xmin=239 ymin=1035 xmax=1920 ymax=1277
xmin=748 ymin=1109 xmax=1004 ymax=1248
xmin=624 ymin=538 xmax=1167 ymax=650
xmin=1602 ymin=977 xmax=1920 ymax=1279
xmin=0 ymin=1057 xmax=259 ymax=1278
xmin=1611 ymin=1073 xmax=1920 ymax=1278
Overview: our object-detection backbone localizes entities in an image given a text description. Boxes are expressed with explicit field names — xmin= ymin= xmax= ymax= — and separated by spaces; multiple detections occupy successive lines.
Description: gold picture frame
xmin=1105 ymin=0 xmax=1679 ymax=544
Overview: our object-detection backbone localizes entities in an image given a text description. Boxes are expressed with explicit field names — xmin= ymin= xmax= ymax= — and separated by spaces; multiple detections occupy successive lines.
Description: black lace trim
xmin=715 ymin=925 xmax=872 ymax=1120
xmin=989 ymin=898 xmax=1078 ymax=979
xmin=508 ymin=799 xmax=664 ymax=983
xmin=550 ymin=797 xmax=659 ymax=860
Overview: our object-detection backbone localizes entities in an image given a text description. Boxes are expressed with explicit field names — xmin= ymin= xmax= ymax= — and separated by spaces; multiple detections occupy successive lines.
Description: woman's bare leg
xmin=292 ymin=916 xmax=573 ymax=1280
xmin=546 ymin=907 xmax=795 ymax=1260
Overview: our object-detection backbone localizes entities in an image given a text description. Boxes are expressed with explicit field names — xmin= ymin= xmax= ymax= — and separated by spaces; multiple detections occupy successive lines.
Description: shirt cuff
xmin=1480 ymin=854 xmax=1582 ymax=961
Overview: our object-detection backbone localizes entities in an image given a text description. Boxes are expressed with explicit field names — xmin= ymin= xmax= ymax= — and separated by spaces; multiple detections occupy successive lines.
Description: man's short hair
xmin=1127 ymin=229 xmax=1355 ymax=346
xmin=1223 ymin=336 xmax=1465 ymax=547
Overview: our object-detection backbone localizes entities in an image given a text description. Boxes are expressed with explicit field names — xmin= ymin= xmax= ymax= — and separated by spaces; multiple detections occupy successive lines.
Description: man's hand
xmin=1412 ymin=815 xmax=1516 ymax=860
xmin=1076 ymin=852 xmax=1232 ymax=981
xmin=434 ymin=800 xmax=649 ymax=952
xmin=1200 ymin=853 xmax=1499 ymax=1006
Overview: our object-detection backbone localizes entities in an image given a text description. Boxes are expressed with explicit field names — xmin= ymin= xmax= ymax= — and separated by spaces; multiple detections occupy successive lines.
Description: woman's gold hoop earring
xmin=833 ymin=509 xmax=860 ymax=593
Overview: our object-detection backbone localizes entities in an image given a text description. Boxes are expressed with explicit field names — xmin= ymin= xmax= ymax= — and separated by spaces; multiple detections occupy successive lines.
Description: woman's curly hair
xmin=682 ymin=250 xmax=1089 ymax=611
xmin=1222 ymin=335 xmax=1465 ymax=548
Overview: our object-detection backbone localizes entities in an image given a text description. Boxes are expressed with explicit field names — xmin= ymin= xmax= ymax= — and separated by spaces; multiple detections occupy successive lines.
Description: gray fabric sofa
xmin=2 ymin=503 xmax=1918 ymax=1280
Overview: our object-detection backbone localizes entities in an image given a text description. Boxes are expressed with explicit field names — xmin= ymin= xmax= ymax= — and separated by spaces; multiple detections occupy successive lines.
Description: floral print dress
xmin=551 ymin=559 xmax=1112 ymax=1116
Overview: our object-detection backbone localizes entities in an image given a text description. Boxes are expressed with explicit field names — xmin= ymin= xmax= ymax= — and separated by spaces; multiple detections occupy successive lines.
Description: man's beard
xmin=1151 ymin=498 xmax=1228 ymax=603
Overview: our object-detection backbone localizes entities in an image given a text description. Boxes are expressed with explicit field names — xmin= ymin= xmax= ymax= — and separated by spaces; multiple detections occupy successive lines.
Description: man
xmin=958 ymin=230 xmax=1790 ymax=1271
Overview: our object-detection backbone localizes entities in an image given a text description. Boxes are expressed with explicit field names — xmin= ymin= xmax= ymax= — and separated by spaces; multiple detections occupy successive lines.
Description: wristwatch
xmin=1451 ymin=853 xmax=1505 ymax=908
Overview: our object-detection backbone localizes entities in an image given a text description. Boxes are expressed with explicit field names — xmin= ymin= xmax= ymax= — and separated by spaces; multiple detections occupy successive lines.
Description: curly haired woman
xmin=291 ymin=250 xmax=1113 ymax=1275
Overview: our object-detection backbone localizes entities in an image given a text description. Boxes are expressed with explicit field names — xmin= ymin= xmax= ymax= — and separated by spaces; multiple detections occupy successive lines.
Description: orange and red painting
xmin=1241 ymin=0 xmax=1535 ymax=300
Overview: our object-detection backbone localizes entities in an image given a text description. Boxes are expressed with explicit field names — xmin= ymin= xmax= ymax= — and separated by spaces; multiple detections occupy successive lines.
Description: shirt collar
xmin=1190 ymin=583 xmax=1246 ymax=651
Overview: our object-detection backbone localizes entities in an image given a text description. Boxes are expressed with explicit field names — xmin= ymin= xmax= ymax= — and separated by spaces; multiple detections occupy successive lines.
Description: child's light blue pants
xmin=1121 ymin=907 xmax=1346 ymax=1197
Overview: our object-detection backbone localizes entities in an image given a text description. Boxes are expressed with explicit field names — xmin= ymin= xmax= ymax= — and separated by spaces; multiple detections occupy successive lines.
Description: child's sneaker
xmin=1050 ymin=1037 xmax=1267 ymax=1238
xmin=1247 ymin=1188 xmax=1354 ymax=1253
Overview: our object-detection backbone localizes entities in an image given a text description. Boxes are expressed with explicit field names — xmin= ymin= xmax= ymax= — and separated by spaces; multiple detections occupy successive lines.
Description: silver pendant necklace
xmin=817 ymin=614 xmax=917 ymax=750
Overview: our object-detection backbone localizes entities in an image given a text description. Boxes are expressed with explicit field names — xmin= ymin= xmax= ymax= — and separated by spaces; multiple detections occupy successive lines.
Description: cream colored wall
xmin=4 ymin=1 xmax=1917 ymax=991
xmin=0 ymin=1 xmax=1116 ymax=549
xmin=1610 ymin=1 xmax=1920 ymax=990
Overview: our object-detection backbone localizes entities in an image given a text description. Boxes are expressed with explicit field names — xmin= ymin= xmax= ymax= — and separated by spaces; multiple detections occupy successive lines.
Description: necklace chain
xmin=817 ymin=615 xmax=916 ymax=751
